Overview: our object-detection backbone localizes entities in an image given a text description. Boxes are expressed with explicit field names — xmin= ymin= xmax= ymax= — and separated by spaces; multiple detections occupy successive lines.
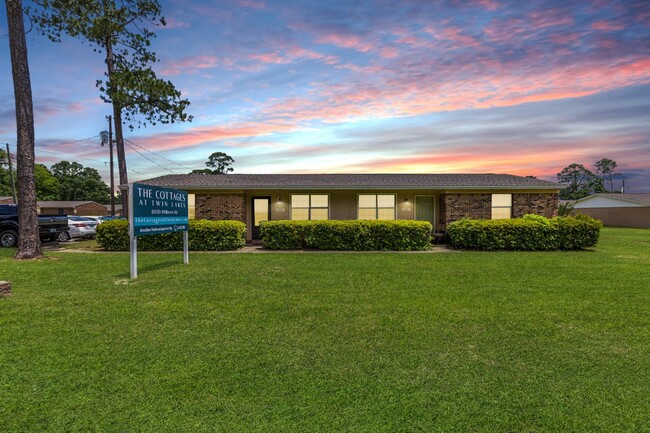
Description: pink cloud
xmin=591 ymin=21 xmax=626 ymax=31
xmin=483 ymin=18 xmax=527 ymax=43
xmin=316 ymin=33 xmax=374 ymax=53
xmin=474 ymin=0 xmax=500 ymax=11
xmin=161 ymin=55 xmax=219 ymax=76
xmin=247 ymin=45 xmax=338 ymax=68
xmin=527 ymin=10 xmax=574 ymax=30
xmin=379 ymin=46 xmax=399 ymax=59
xmin=239 ymin=0 xmax=265 ymax=9
xmin=249 ymin=52 xmax=289 ymax=64
xmin=133 ymin=122 xmax=301 ymax=151
xmin=551 ymin=33 xmax=580 ymax=44
xmin=318 ymin=133 xmax=650 ymax=178
xmin=254 ymin=55 xmax=650 ymax=127
xmin=425 ymin=25 xmax=482 ymax=49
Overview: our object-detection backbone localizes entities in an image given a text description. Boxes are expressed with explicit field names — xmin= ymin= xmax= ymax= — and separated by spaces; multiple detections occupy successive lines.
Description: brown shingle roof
xmin=139 ymin=173 xmax=560 ymax=190
xmin=37 ymin=201 xmax=96 ymax=208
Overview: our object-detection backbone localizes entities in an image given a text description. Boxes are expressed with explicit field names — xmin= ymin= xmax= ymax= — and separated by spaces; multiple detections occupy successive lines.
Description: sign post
xmin=128 ymin=182 xmax=189 ymax=279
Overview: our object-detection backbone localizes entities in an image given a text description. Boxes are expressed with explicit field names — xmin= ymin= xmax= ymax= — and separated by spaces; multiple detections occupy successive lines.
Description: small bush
xmin=522 ymin=213 xmax=551 ymax=225
xmin=96 ymin=219 xmax=246 ymax=251
xmin=260 ymin=220 xmax=432 ymax=251
xmin=447 ymin=215 xmax=602 ymax=251
xmin=558 ymin=201 xmax=575 ymax=217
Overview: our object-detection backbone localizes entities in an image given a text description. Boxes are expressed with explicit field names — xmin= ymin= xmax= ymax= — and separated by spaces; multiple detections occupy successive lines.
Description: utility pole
xmin=5 ymin=143 xmax=17 ymax=204
xmin=107 ymin=115 xmax=115 ymax=217
xmin=101 ymin=116 xmax=116 ymax=217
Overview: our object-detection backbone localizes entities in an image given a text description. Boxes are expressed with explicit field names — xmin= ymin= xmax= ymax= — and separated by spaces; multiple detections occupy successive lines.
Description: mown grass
xmin=1 ymin=228 xmax=649 ymax=432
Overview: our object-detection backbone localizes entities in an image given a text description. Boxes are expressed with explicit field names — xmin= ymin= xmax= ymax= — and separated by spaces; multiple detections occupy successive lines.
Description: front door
xmin=251 ymin=196 xmax=271 ymax=239
xmin=415 ymin=196 xmax=435 ymax=230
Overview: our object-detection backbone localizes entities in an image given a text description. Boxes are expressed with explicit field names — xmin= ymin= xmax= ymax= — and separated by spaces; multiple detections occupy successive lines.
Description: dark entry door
xmin=251 ymin=196 xmax=271 ymax=239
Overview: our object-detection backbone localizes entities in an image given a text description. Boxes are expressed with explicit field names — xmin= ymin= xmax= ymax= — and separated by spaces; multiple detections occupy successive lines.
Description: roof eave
xmin=575 ymin=193 xmax=650 ymax=206
xmin=138 ymin=184 xmax=560 ymax=191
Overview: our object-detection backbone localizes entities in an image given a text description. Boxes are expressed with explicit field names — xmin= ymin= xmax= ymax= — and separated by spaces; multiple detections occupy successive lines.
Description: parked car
xmin=98 ymin=215 xmax=124 ymax=223
xmin=58 ymin=216 xmax=97 ymax=241
xmin=81 ymin=216 xmax=103 ymax=224
xmin=0 ymin=204 xmax=69 ymax=247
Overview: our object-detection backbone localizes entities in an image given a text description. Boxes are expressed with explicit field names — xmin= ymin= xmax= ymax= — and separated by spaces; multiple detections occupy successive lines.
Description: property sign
xmin=132 ymin=183 xmax=189 ymax=236
xmin=128 ymin=183 xmax=190 ymax=279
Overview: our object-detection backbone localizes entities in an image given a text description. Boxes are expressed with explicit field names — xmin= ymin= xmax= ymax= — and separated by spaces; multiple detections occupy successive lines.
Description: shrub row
xmin=260 ymin=220 xmax=432 ymax=251
xmin=446 ymin=214 xmax=602 ymax=251
xmin=96 ymin=219 xmax=246 ymax=251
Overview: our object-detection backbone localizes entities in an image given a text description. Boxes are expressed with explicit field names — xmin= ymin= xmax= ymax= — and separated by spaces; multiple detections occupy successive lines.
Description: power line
xmin=125 ymin=139 xmax=193 ymax=171
xmin=124 ymin=140 xmax=177 ymax=174
xmin=7 ymin=142 xmax=146 ymax=175
xmin=34 ymin=135 xmax=100 ymax=148
xmin=32 ymin=147 xmax=108 ymax=165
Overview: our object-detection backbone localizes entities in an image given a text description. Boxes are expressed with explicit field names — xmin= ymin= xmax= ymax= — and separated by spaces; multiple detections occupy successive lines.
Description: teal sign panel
xmin=132 ymin=183 xmax=188 ymax=236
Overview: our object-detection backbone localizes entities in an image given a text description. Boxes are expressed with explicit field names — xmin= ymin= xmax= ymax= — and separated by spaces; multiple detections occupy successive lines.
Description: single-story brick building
xmin=37 ymin=200 xmax=109 ymax=216
xmin=141 ymin=173 xmax=561 ymax=241
xmin=573 ymin=193 xmax=650 ymax=228
xmin=103 ymin=204 xmax=124 ymax=217
xmin=0 ymin=196 xmax=15 ymax=205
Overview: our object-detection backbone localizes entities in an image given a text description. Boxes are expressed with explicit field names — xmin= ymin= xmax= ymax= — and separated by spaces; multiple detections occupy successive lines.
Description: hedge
xmin=446 ymin=214 xmax=602 ymax=251
xmin=96 ymin=219 xmax=246 ymax=251
xmin=260 ymin=220 xmax=432 ymax=251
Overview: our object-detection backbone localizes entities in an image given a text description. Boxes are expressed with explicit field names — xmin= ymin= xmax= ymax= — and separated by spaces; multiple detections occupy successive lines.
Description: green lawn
xmin=1 ymin=228 xmax=649 ymax=432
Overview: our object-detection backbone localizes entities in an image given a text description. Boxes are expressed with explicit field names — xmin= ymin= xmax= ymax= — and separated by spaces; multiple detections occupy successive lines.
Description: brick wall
xmin=40 ymin=207 xmax=72 ymax=215
xmin=196 ymin=194 xmax=246 ymax=222
xmin=512 ymin=193 xmax=559 ymax=218
xmin=76 ymin=202 xmax=108 ymax=216
xmin=439 ymin=194 xmax=491 ymax=225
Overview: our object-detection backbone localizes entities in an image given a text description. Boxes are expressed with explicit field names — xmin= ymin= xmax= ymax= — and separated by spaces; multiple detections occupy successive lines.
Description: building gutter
xmin=125 ymin=184 xmax=560 ymax=191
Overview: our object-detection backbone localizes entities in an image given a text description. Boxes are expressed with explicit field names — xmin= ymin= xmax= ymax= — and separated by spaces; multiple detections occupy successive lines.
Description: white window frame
xmin=357 ymin=194 xmax=396 ymax=220
xmin=290 ymin=194 xmax=330 ymax=220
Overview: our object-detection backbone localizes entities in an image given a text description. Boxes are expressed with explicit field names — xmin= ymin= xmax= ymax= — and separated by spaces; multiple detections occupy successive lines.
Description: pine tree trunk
xmin=6 ymin=0 xmax=43 ymax=259
xmin=103 ymin=28 xmax=129 ymax=216
xmin=113 ymin=105 xmax=129 ymax=214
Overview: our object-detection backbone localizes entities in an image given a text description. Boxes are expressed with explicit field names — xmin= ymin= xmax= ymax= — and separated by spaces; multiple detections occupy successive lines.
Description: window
xmin=492 ymin=194 xmax=512 ymax=219
xmin=58 ymin=208 xmax=65 ymax=215
xmin=358 ymin=194 xmax=396 ymax=220
xmin=291 ymin=194 xmax=329 ymax=220
xmin=188 ymin=194 xmax=196 ymax=219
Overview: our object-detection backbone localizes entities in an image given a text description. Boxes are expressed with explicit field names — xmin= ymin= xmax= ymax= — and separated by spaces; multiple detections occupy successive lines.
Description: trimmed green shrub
xmin=447 ymin=215 xmax=602 ymax=251
xmin=522 ymin=213 xmax=551 ymax=225
xmin=260 ymin=220 xmax=432 ymax=251
xmin=96 ymin=219 xmax=246 ymax=251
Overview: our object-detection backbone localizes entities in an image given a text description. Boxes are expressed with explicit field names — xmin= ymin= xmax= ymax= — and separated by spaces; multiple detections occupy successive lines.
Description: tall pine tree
xmin=30 ymin=0 xmax=192 ymax=213
xmin=6 ymin=0 xmax=43 ymax=259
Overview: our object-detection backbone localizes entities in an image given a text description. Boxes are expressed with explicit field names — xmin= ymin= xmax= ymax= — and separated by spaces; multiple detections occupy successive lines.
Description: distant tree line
xmin=0 ymin=152 xmax=111 ymax=204
xmin=557 ymin=157 xmax=620 ymax=200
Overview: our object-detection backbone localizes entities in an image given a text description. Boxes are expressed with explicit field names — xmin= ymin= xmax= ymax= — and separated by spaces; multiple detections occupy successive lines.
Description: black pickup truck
xmin=0 ymin=204 xmax=69 ymax=247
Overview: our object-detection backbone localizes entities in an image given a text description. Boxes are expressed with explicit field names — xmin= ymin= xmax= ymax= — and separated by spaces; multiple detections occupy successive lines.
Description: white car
xmin=57 ymin=216 xmax=97 ymax=241
xmin=82 ymin=216 xmax=103 ymax=225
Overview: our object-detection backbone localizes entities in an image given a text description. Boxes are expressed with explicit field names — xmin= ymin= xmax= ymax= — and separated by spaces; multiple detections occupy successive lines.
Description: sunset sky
xmin=1 ymin=0 xmax=649 ymax=191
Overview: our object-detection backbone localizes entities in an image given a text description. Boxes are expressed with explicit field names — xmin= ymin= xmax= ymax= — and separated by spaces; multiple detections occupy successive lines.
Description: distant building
xmin=574 ymin=193 xmax=650 ymax=228
xmin=103 ymin=204 xmax=124 ymax=217
xmin=0 ymin=196 xmax=14 ymax=205
xmin=37 ymin=201 xmax=108 ymax=216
